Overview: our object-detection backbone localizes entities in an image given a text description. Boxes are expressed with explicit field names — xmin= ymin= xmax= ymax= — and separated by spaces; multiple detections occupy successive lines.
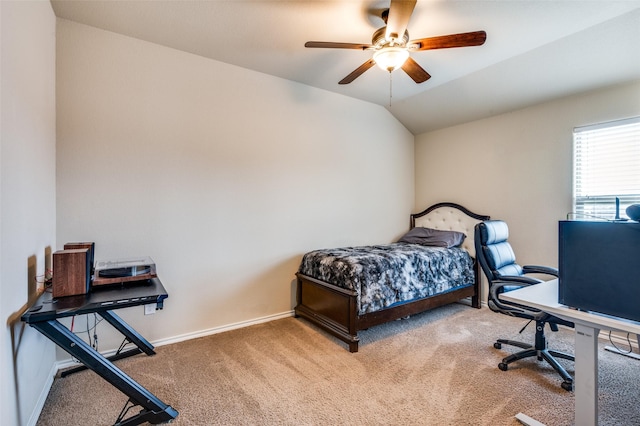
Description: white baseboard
xmin=27 ymin=362 xmax=57 ymax=426
xmin=153 ymin=310 xmax=295 ymax=348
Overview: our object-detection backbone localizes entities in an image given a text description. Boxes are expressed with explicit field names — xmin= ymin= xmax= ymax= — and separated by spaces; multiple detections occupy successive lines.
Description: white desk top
xmin=500 ymin=279 xmax=640 ymax=335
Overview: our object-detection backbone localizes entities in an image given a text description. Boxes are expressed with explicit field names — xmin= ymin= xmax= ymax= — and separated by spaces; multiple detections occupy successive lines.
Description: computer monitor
xmin=558 ymin=220 xmax=640 ymax=322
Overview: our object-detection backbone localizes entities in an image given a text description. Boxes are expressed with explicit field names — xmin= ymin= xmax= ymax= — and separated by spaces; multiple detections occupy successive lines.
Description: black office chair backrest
xmin=475 ymin=220 xmax=523 ymax=282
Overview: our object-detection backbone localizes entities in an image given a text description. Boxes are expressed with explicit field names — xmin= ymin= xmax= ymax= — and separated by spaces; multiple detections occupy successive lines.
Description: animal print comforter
xmin=298 ymin=243 xmax=475 ymax=315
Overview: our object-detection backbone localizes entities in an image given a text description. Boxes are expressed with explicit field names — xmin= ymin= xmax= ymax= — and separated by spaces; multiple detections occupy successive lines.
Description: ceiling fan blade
xmin=305 ymin=41 xmax=373 ymax=50
xmin=339 ymin=59 xmax=376 ymax=84
xmin=401 ymin=57 xmax=431 ymax=83
xmin=410 ymin=31 xmax=487 ymax=51
xmin=385 ymin=0 xmax=417 ymax=42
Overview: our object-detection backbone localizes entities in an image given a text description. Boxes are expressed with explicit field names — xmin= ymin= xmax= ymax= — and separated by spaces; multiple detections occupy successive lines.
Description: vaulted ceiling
xmin=51 ymin=1 xmax=640 ymax=134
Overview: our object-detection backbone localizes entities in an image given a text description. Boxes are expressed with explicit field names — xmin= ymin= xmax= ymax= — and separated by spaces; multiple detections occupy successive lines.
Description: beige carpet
xmin=37 ymin=303 xmax=639 ymax=426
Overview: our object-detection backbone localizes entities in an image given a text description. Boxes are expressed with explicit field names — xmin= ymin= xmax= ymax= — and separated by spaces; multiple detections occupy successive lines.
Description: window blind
xmin=573 ymin=116 xmax=640 ymax=219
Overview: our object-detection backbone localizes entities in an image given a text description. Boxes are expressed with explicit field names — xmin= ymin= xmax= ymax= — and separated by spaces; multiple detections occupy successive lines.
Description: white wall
xmin=1 ymin=1 xmax=57 ymax=425
xmin=415 ymin=80 xmax=640 ymax=299
xmin=56 ymin=19 xmax=414 ymax=354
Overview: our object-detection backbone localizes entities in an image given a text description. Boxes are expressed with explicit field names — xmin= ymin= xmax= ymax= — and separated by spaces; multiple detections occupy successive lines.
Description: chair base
xmin=494 ymin=321 xmax=574 ymax=391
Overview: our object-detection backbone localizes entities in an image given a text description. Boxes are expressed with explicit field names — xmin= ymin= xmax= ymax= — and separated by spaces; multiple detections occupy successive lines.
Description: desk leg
xmin=30 ymin=320 xmax=178 ymax=425
xmin=60 ymin=310 xmax=156 ymax=378
xmin=99 ymin=311 xmax=155 ymax=356
xmin=574 ymin=323 xmax=599 ymax=426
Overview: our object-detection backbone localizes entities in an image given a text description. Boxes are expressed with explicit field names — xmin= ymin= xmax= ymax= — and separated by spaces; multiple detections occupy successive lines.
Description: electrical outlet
xmin=144 ymin=304 xmax=156 ymax=315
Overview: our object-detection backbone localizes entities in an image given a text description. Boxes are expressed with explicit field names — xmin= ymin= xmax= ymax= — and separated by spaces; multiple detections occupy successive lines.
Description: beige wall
xmin=55 ymin=19 xmax=414 ymax=354
xmin=1 ymin=1 xmax=57 ymax=425
xmin=415 ymin=80 xmax=640 ymax=300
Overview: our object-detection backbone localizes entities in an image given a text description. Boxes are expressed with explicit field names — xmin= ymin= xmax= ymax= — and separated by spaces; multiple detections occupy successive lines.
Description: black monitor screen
xmin=559 ymin=220 xmax=640 ymax=322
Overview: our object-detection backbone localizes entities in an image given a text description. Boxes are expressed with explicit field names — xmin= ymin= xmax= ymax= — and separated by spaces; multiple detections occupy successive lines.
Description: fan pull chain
xmin=389 ymin=71 xmax=393 ymax=108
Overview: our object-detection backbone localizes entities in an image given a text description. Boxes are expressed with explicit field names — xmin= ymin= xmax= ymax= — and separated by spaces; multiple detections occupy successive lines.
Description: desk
xmin=22 ymin=277 xmax=178 ymax=426
xmin=501 ymin=279 xmax=640 ymax=426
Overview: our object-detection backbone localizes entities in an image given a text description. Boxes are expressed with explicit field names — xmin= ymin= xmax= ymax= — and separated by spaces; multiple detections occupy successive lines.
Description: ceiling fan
xmin=305 ymin=0 xmax=486 ymax=84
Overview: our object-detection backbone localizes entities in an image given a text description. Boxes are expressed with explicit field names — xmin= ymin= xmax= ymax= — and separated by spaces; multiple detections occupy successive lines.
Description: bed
xmin=295 ymin=202 xmax=490 ymax=352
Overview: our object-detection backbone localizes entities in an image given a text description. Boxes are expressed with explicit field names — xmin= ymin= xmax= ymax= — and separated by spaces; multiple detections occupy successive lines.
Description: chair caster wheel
xmin=561 ymin=381 xmax=573 ymax=391
xmin=494 ymin=342 xmax=502 ymax=349
xmin=498 ymin=362 xmax=508 ymax=371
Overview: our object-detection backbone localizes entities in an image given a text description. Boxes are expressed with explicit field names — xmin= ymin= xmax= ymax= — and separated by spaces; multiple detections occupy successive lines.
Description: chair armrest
xmin=496 ymin=275 xmax=543 ymax=285
xmin=522 ymin=265 xmax=559 ymax=277
xmin=489 ymin=280 xmax=546 ymax=320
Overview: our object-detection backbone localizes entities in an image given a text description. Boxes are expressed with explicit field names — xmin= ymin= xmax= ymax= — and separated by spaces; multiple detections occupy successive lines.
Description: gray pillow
xmin=398 ymin=227 xmax=466 ymax=248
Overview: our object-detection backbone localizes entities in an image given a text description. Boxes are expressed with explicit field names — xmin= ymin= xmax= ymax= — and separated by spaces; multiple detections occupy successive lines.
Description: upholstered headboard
xmin=411 ymin=202 xmax=490 ymax=258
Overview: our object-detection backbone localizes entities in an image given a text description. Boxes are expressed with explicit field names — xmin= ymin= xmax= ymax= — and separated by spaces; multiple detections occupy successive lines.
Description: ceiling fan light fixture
xmin=373 ymin=46 xmax=409 ymax=72
xmin=304 ymin=1 xmax=485 ymax=85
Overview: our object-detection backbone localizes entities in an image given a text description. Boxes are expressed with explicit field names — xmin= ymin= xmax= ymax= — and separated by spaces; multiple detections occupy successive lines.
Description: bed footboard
xmin=295 ymin=273 xmax=359 ymax=352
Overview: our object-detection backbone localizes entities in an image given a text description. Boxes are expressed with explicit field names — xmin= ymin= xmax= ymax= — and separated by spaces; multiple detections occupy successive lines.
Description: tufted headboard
xmin=411 ymin=202 xmax=490 ymax=258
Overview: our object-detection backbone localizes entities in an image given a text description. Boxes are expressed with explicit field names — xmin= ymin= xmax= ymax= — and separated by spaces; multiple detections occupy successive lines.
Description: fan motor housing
xmin=372 ymin=26 xmax=409 ymax=48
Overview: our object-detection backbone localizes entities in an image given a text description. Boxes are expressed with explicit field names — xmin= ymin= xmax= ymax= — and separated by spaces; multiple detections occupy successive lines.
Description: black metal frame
xmin=22 ymin=278 xmax=178 ymax=425
xmin=60 ymin=310 xmax=155 ymax=378
xmin=30 ymin=319 xmax=177 ymax=425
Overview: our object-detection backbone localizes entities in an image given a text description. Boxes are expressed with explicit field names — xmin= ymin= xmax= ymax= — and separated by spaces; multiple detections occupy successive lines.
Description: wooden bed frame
xmin=294 ymin=202 xmax=490 ymax=352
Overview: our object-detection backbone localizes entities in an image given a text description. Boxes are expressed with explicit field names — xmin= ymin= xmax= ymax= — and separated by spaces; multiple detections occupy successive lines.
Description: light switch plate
xmin=144 ymin=304 xmax=156 ymax=315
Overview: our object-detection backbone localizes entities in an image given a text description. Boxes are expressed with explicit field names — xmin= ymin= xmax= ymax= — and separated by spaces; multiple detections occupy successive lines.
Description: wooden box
xmin=63 ymin=242 xmax=94 ymax=264
xmin=53 ymin=249 xmax=90 ymax=298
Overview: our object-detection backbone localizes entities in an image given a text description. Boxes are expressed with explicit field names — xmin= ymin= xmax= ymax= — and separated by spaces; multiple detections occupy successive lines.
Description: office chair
xmin=475 ymin=220 xmax=574 ymax=391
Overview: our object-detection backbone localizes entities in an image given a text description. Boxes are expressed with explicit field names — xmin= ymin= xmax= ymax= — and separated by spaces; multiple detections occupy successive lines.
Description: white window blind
xmin=573 ymin=116 xmax=640 ymax=220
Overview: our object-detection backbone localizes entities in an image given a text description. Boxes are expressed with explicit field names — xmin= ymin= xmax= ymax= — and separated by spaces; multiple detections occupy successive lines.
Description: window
xmin=573 ymin=117 xmax=640 ymax=220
